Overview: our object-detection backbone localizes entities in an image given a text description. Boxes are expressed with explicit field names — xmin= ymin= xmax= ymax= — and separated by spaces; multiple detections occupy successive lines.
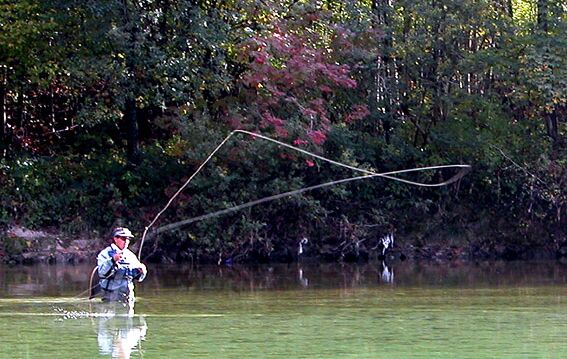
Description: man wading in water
xmin=97 ymin=227 xmax=147 ymax=306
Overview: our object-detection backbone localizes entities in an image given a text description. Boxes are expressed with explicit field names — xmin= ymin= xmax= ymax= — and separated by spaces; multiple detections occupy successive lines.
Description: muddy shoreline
xmin=2 ymin=226 xmax=565 ymax=266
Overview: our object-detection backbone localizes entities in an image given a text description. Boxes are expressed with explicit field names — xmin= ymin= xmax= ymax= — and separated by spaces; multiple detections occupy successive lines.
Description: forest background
xmin=0 ymin=0 xmax=565 ymax=263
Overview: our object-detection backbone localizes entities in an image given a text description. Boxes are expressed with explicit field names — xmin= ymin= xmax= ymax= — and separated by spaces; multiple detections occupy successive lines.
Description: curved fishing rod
xmin=138 ymin=129 xmax=471 ymax=257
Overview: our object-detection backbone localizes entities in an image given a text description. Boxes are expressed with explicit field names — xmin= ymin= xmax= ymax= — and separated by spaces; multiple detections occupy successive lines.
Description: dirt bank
xmin=1 ymin=226 xmax=566 ymax=265
xmin=1 ymin=227 xmax=100 ymax=265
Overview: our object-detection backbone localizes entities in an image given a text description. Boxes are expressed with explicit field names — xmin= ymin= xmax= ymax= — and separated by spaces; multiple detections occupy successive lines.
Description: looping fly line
xmin=138 ymin=130 xmax=471 ymax=257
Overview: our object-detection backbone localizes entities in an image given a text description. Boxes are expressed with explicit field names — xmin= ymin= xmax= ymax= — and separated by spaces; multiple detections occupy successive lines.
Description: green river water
xmin=0 ymin=261 xmax=565 ymax=358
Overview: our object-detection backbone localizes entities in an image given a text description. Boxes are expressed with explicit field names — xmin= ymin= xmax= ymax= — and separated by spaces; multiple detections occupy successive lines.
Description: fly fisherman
xmin=97 ymin=227 xmax=147 ymax=305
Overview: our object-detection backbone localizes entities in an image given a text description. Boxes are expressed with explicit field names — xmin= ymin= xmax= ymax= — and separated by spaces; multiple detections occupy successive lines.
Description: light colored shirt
xmin=97 ymin=243 xmax=146 ymax=301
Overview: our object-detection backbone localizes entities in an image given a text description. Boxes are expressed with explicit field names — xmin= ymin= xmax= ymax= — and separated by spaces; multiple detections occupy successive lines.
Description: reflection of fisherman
xmin=97 ymin=227 xmax=147 ymax=305
xmin=97 ymin=315 xmax=147 ymax=359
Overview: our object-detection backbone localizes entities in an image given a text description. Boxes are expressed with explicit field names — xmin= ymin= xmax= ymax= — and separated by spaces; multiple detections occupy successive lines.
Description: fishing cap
xmin=112 ymin=227 xmax=134 ymax=238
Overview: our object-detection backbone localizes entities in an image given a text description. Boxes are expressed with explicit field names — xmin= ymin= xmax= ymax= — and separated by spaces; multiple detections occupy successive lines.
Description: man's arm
xmin=97 ymin=248 xmax=117 ymax=279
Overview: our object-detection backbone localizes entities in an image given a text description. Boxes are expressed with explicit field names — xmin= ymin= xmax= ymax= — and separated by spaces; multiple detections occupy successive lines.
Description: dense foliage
xmin=0 ymin=0 xmax=565 ymax=262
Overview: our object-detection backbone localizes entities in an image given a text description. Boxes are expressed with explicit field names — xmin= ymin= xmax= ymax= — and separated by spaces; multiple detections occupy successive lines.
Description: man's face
xmin=114 ymin=236 xmax=130 ymax=250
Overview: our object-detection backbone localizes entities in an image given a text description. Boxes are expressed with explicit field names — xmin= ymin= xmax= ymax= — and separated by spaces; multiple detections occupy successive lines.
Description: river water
xmin=0 ymin=261 xmax=565 ymax=358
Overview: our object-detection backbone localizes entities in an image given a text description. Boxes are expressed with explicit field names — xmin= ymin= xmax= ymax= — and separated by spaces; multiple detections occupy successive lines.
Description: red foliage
xmin=262 ymin=112 xmax=285 ymax=128
xmin=228 ymin=116 xmax=243 ymax=129
xmin=344 ymin=104 xmax=370 ymax=124
xmin=239 ymin=18 xmax=362 ymax=146
xmin=307 ymin=130 xmax=327 ymax=145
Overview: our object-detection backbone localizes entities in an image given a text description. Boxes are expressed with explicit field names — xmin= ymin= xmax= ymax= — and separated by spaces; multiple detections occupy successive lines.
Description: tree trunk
xmin=17 ymin=83 xmax=24 ymax=128
xmin=537 ymin=0 xmax=561 ymax=158
xmin=544 ymin=112 xmax=557 ymax=142
xmin=0 ymin=67 xmax=6 ymax=147
xmin=125 ymin=98 xmax=140 ymax=163
xmin=121 ymin=0 xmax=141 ymax=164
xmin=537 ymin=0 xmax=548 ymax=33
xmin=371 ymin=0 xmax=395 ymax=142
xmin=495 ymin=0 xmax=513 ymax=17
xmin=157 ymin=0 xmax=170 ymax=46
xmin=507 ymin=0 xmax=513 ymax=17
xmin=430 ymin=13 xmax=443 ymax=130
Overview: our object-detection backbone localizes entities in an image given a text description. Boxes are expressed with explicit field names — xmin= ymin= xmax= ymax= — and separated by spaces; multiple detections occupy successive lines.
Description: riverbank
xmin=0 ymin=227 xmax=99 ymax=265
xmin=2 ymin=226 xmax=566 ymax=265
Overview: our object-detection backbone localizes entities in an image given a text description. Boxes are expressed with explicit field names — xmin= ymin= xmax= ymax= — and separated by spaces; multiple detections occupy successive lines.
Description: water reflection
xmin=0 ymin=261 xmax=566 ymax=298
xmin=97 ymin=314 xmax=147 ymax=359
xmin=0 ymin=264 xmax=90 ymax=297
xmin=379 ymin=261 xmax=394 ymax=284
xmin=298 ymin=267 xmax=309 ymax=287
